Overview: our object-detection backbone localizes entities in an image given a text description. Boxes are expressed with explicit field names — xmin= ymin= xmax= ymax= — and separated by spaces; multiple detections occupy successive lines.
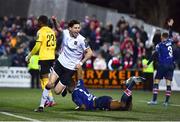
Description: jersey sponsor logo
xmin=67 ymin=39 xmax=78 ymax=50
xmin=74 ymin=41 xmax=77 ymax=45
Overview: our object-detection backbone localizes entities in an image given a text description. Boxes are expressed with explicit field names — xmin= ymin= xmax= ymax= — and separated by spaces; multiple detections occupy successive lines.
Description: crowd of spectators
xmin=0 ymin=15 xmax=180 ymax=70
xmin=0 ymin=16 xmax=37 ymax=66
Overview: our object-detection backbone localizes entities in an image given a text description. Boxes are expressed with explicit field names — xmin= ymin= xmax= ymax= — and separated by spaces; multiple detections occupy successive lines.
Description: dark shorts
xmin=95 ymin=96 xmax=112 ymax=110
xmin=39 ymin=60 xmax=54 ymax=75
xmin=53 ymin=60 xmax=75 ymax=86
xmin=155 ymin=64 xmax=174 ymax=81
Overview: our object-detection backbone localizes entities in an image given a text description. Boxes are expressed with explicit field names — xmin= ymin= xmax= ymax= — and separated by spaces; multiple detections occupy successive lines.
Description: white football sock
xmin=48 ymin=96 xmax=54 ymax=102
xmin=40 ymin=88 xmax=50 ymax=107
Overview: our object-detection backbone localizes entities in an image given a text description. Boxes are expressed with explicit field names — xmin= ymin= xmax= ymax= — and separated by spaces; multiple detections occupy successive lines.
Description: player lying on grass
xmin=71 ymin=68 xmax=145 ymax=111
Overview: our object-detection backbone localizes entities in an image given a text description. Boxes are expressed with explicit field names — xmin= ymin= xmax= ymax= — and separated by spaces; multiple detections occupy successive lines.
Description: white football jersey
xmin=58 ymin=29 xmax=89 ymax=70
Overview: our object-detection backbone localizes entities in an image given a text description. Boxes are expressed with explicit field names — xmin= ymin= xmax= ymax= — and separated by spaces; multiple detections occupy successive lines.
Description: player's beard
xmin=70 ymin=32 xmax=79 ymax=38
xmin=74 ymin=32 xmax=79 ymax=38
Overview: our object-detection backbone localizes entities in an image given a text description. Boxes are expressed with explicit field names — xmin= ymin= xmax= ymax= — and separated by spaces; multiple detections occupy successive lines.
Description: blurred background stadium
xmin=0 ymin=0 xmax=180 ymax=121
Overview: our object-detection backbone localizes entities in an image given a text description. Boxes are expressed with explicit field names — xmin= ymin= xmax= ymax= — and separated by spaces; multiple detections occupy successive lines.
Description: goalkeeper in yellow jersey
xmin=26 ymin=15 xmax=56 ymax=107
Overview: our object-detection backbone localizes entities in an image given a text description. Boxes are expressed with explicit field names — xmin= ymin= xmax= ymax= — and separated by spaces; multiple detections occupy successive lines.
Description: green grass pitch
xmin=0 ymin=88 xmax=180 ymax=121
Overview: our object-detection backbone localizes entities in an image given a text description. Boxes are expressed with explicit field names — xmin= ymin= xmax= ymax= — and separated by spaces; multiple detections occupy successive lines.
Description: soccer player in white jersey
xmin=34 ymin=19 xmax=93 ymax=112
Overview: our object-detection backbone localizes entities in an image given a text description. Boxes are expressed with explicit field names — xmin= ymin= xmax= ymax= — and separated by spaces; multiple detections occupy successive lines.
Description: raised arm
xmin=51 ymin=16 xmax=62 ymax=33
xmin=167 ymin=19 xmax=174 ymax=38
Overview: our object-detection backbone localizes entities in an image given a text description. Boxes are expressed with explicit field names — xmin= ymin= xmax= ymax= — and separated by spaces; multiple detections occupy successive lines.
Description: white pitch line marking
xmin=0 ymin=112 xmax=41 ymax=121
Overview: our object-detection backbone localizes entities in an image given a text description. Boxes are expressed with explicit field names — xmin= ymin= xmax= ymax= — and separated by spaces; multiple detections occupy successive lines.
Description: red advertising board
xmin=72 ymin=70 xmax=144 ymax=89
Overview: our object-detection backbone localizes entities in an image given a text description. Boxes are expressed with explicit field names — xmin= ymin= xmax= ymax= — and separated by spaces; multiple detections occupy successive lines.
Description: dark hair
xmin=48 ymin=18 xmax=53 ymax=28
xmin=68 ymin=20 xmax=80 ymax=28
xmin=162 ymin=32 xmax=169 ymax=39
xmin=38 ymin=15 xmax=48 ymax=25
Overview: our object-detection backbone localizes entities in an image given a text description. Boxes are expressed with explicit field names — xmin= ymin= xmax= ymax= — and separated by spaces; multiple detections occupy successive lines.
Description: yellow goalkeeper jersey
xmin=36 ymin=26 xmax=56 ymax=60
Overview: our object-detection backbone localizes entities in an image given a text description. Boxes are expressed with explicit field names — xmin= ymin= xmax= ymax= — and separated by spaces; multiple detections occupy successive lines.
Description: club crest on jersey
xmin=84 ymin=39 xmax=89 ymax=48
xmin=74 ymin=41 xmax=77 ymax=45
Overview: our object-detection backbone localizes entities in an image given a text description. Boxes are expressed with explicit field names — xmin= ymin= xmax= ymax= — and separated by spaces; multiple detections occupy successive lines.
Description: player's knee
xmin=46 ymin=82 xmax=54 ymax=89
xmin=154 ymin=79 xmax=160 ymax=84
xmin=54 ymin=88 xmax=64 ymax=95
xmin=54 ymin=89 xmax=61 ymax=95
xmin=54 ymin=85 xmax=66 ymax=95
xmin=166 ymin=80 xmax=171 ymax=86
xmin=40 ymin=74 xmax=48 ymax=79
